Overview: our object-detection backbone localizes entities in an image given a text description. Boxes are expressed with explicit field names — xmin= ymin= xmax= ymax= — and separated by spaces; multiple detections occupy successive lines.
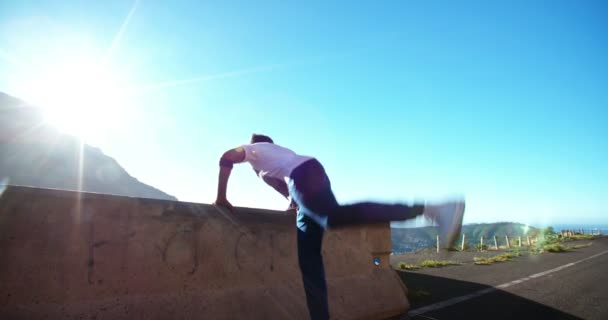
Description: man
xmin=214 ymin=134 xmax=465 ymax=320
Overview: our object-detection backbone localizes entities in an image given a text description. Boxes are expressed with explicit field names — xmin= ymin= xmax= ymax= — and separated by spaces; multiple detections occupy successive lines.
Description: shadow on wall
xmin=397 ymin=272 xmax=581 ymax=320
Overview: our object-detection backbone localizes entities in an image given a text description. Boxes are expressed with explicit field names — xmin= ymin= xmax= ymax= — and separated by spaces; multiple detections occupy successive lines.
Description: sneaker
xmin=423 ymin=201 xmax=465 ymax=249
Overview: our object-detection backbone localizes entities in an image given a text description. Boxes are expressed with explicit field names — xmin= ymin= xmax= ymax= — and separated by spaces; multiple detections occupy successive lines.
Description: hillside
xmin=392 ymin=222 xmax=540 ymax=253
xmin=0 ymin=92 xmax=176 ymax=200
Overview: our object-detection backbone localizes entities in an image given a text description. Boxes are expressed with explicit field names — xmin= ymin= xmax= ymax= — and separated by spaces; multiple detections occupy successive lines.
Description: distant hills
xmin=0 ymin=91 xmax=177 ymax=200
xmin=392 ymin=222 xmax=540 ymax=253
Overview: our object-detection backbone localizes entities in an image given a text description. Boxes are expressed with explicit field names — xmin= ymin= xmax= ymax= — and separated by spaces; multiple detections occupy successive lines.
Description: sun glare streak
xmin=212 ymin=205 xmax=240 ymax=228
xmin=136 ymin=54 xmax=342 ymax=92
xmin=135 ymin=64 xmax=282 ymax=92
xmin=74 ymin=138 xmax=85 ymax=224
xmin=77 ymin=138 xmax=85 ymax=193
xmin=103 ymin=0 xmax=140 ymax=65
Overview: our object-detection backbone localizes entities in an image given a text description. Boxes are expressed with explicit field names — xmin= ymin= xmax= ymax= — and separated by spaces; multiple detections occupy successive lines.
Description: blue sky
xmin=1 ymin=0 xmax=607 ymax=226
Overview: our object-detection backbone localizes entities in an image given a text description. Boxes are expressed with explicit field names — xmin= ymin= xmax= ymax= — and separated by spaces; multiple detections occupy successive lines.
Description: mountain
xmin=391 ymin=222 xmax=540 ymax=253
xmin=0 ymin=91 xmax=177 ymax=201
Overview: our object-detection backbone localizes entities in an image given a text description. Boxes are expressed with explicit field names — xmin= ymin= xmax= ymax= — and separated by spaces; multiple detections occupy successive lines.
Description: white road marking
xmin=409 ymin=249 xmax=608 ymax=317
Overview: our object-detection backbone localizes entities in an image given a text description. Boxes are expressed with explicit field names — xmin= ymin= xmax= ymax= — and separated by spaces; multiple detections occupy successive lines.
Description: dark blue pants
xmin=288 ymin=159 xmax=423 ymax=320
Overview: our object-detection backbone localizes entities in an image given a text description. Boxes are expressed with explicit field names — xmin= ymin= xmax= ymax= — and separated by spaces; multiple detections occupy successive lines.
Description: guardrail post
xmin=461 ymin=233 xmax=466 ymax=251
xmin=480 ymin=236 xmax=484 ymax=251
xmin=527 ymin=236 xmax=531 ymax=246
xmin=518 ymin=236 xmax=522 ymax=247
xmin=505 ymin=235 xmax=510 ymax=249
xmin=437 ymin=234 xmax=440 ymax=253
xmin=494 ymin=235 xmax=498 ymax=250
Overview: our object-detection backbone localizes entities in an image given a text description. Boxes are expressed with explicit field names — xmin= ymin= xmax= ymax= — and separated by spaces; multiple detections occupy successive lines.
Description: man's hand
xmin=286 ymin=199 xmax=298 ymax=214
xmin=214 ymin=198 xmax=234 ymax=212
xmin=215 ymin=146 xmax=246 ymax=212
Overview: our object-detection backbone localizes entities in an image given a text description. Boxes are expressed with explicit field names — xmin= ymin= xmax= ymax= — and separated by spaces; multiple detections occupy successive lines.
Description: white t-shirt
xmin=241 ymin=143 xmax=314 ymax=181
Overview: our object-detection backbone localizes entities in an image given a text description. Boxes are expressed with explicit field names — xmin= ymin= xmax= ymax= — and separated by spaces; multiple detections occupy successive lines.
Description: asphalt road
xmin=396 ymin=237 xmax=608 ymax=320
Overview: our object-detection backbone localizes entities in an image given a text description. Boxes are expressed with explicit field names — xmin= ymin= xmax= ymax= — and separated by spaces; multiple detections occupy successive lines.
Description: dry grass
xmin=395 ymin=260 xmax=461 ymax=270
xmin=569 ymin=242 xmax=592 ymax=250
xmin=544 ymin=243 xmax=568 ymax=252
xmin=397 ymin=262 xmax=420 ymax=270
xmin=565 ymin=234 xmax=596 ymax=240
xmin=474 ymin=252 xmax=520 ymax=265
xmin=419 ymin=260 xmax=462 ymax=268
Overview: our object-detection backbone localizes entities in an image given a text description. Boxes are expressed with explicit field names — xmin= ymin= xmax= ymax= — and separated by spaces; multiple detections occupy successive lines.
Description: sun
xmin=25 ymin=56 xmax=135 ymax=143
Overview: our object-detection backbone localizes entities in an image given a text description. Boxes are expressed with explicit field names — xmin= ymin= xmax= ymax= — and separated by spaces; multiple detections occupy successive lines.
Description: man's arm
xmin=256 ymin=171 xmax=297 ymax=213
xmin=214 ymin=147 xmax=246 ymax=211
xmin=261 ymin=175 xmax=289 ymax=199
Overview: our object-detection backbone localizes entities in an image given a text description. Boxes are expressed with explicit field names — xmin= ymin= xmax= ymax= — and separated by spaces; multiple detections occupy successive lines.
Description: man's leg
xmin=288 ymin=159 xmax=433 ymax=319
xmin=288 ymin=159 xmax=425 ymax=229
xmin=297 ymin=214 xmax=329 ymax=320
xmin=326 ymin=202 xmax=425 ymax=228
xmin=289 ymin=160 xmax=334 ymax=319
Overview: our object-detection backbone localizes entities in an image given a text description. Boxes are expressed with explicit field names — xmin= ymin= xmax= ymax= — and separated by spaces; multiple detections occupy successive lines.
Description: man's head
xmin=250 ymin=133 xmax=274 ymax=144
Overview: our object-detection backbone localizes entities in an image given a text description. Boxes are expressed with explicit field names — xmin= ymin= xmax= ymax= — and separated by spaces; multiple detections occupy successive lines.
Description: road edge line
xmin=409 ymin=249 xmax=608 ymax=317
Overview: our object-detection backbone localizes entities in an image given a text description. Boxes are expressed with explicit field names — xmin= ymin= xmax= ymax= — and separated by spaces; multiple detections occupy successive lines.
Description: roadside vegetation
xmin=474 ymin=251 xmax=521 ymax=265
xmin=420 ymin=260 xmax=461 ymax=268
xmin=395 ymin=226 xmax=600 ymax=270
xmin=397 ymin=260 xmax=461 ymax=270
xmin=541 ymin=243 xmax=568 ymax=253
xmin=569 ymin=243 xmax=592 ymax=249
xmin=533 ymin=227 xmax=596 ymax=253
xmin=535 ymin=242 xmax=593 ymax=253
xmin=566 ymin=234 xmax=596 ymax=241
xmin=397 ymin=262 xmax=420 ymax=270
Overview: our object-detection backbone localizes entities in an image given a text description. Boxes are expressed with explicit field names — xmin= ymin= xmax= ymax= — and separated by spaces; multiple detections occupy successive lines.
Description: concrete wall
xmin=0 ymin=186 xmax=409 ymax=319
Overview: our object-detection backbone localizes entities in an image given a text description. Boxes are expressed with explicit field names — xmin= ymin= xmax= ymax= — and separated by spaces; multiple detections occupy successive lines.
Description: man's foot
xmin=423 ymin=201 xmax=465 ymax=249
